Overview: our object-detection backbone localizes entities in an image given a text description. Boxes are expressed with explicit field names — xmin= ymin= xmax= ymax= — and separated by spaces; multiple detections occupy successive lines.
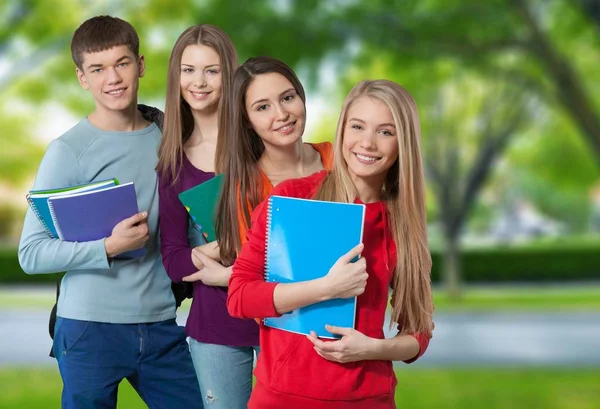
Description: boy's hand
xmin=104 ymin=211 xmax=149 ymax=258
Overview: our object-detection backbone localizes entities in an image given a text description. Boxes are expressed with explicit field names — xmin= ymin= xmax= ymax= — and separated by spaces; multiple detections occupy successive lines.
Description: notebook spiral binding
xmin=26 ymin=195 xmax=55 ymax=238
xmin=264 ymin=196 xmax=273 ymax=283
xmin=47 ymin=199 xmax=64 ymax=240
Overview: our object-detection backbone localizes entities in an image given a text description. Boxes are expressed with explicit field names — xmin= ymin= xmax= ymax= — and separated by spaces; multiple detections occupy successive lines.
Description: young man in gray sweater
xmin=18 ymin=16 xmax=203 ymax=409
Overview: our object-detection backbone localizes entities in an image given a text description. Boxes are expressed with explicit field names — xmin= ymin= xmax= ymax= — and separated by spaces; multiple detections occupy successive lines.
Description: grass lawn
xmin=2 ymin=285 xmax=600 ymax=311
xmin=0 ymin=367 xmax=598 ymax=408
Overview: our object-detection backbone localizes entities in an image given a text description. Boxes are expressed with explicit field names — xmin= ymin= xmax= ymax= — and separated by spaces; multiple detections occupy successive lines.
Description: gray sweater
xmin=18 ymin=114 xmax=175 ymax=323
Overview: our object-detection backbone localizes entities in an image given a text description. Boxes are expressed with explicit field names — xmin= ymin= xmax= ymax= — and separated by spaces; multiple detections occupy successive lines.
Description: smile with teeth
xmin=355 ymin=152 xmax=380 ymax=163
xmin=274 ymin=121 xmax=296 ymax=133
xmin=190 ymin=91 xmax=211 ymax=99
xmin=106 ymin=88 xmax=126 ymax=96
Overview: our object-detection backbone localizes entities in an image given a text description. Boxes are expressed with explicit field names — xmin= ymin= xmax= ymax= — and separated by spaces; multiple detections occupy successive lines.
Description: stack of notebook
xmin=26 ymin=178 xmax=145 ymax=258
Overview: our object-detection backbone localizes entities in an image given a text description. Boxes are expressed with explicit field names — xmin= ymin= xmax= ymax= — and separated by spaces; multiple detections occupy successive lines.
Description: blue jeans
xmin=189 ymin=338 xmax=259 ymax=409
xmin=53 ymin=317 xmax=203 ymax=409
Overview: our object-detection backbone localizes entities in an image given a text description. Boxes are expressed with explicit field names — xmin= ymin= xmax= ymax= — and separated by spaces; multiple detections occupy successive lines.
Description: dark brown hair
xmin=71 ymin=16 xmax=139 ymax=70
xmin=216 ymin=56 xmax=306 ymax=265
xmin=156 ymin=25 xmax=237 ymax=184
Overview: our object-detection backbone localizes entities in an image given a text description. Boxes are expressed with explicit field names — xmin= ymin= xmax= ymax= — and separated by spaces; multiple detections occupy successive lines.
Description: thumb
xmin=124 ymin=211 xmax=148 ymax=227
xmin=325 ymin=324 xmax=352 ymax=336
xmin=338 ymin=243 xmax=364 ymax=264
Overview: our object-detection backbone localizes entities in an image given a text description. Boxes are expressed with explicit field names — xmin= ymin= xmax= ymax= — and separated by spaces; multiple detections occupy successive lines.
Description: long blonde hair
xmin=156 ymin=24 xmax=237 ymax=183
xmin=315 ymin=80 xmax=433 ymax=335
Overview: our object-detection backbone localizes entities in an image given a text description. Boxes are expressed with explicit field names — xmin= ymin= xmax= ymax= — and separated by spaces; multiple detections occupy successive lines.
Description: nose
xmin=193 ymin=72 xmax=207 ymax=88
xmin=106 ymin=67 xmax=123 ymax=85
xmin=274 ymin=103 xmax=289 ymax=121
xmin=359 ymin=131 xmax=377 ymax=149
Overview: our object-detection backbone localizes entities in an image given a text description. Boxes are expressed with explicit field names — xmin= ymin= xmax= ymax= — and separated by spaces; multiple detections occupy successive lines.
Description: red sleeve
xmin=403 ymin=331 xmax=431 ymax=364
xmin=158 ymin=173 xmax=197 ymax=282
xmin=227 ymin=195 xmax=280 ymax=319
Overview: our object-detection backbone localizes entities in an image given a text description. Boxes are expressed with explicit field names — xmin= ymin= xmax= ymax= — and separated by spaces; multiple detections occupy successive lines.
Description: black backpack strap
xmin=48 ymin=273 xmax=61 ymax=358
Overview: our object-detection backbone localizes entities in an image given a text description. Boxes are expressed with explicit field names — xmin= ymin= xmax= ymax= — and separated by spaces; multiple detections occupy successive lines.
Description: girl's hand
xmin=306 ymin=324 xmax=375 ymax=363
xmin=322 ymin=243 xmax=367 ymax=299
xmin=182 ymin=249 xmax=232 ymax=287
xmin=193 ymin=240 xmax=221 ymax=262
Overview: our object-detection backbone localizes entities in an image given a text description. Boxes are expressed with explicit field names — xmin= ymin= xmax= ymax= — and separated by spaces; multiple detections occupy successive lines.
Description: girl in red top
xmin=227 ymin=79 xmax=434 ymax=408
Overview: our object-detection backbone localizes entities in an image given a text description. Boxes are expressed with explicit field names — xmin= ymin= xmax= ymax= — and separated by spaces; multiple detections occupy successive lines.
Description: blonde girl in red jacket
xmin=227 ymin=79 xmax=434 ymax=409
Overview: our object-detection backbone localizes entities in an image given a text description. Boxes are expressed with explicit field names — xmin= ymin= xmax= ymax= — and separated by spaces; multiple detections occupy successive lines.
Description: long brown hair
xmin=216 ymin=56 xmax=306 ymax=265
xmin=156 ymin=25 xmax=237 ymax=183
xmin=315 ymin=80 xmax=434 ymax=335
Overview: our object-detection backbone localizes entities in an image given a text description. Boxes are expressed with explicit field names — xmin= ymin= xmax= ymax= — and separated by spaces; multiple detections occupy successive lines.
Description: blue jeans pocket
xmin=54 ymin=318 xmax=90 ymax=358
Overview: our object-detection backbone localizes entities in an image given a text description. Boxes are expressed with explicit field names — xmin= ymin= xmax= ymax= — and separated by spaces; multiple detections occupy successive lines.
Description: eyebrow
xmin=251 ymin=87 xmax=296 ymax=108
xmin=86 ymin=55 xmax=131 ymax=70
xmin=181 ymin=63 xmax=221 ymax=68
xmin=348 ymin=117 xmax=396 ymax=128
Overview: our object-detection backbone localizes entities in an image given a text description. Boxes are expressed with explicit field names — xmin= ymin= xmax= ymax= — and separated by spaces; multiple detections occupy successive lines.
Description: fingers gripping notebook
xmin=264 ymin=195 xmax=366 ymax=338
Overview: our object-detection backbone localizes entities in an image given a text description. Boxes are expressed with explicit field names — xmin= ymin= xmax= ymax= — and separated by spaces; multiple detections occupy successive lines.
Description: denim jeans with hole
xmin=189 ymin=338 xmax=259 ymax=409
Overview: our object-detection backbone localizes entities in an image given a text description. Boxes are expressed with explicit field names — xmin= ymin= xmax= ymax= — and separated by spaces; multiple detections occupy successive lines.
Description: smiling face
xmin=179 ymin=44 xmax=223 ymax=114
xmin=342 ymin=95 xmax=400 ymax=185
xmin=244 ymin=72 xmax=306 ymax=149
xmin=76 ymin=44 xmax=144 ymax=114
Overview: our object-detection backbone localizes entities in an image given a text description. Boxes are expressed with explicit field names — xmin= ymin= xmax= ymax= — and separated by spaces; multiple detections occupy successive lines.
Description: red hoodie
xmin=228 ymin=171 xmax=431 ymax=409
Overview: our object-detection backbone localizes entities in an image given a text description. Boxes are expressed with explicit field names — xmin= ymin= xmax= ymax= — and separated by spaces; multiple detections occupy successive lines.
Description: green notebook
xmin=178 ymin=174 xmax=224 ymax=242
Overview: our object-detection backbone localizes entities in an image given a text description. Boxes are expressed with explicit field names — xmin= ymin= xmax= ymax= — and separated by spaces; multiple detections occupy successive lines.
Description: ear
xmin=76 ymin=67 xmax=89 ymax=90
xmin=137 ymin=55 xmax=146 ymax=78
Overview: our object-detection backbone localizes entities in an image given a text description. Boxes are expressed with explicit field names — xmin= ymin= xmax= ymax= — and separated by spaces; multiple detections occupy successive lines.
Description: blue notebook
xmin=26 ymin=178 xmax=118 ymax=238
xmin=47 ymin=182 xmax=145 ymax=258
xmin=264 ymin=195 xmax=365 ymax=338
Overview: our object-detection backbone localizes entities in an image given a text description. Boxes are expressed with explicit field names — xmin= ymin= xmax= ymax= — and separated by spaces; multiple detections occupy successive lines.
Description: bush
xmin=430 ymin=241 xmax=600 ymax=283
xmin=0 ymin=248 xmax=58 ymax=284
xmin=2 ymin=240 xmax=599 ymax=284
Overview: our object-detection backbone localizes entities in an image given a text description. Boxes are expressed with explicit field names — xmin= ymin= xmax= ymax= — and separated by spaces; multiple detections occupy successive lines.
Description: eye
xmin=118 ymin=62 xmax=129 ymax=68
xmin=257 ymin=104 xmax=268 ymax=111
xmin=282 ymin=94 xmax=294 ymax=102
xmin=380 ymin=129 xmax=394 ymax=136
xmin=92 ymin=68 xmax=102 ymax=74
xmin=351 ymin=124 xmax=363 ymax=130
xmin=181 ymin=67 xmax=194 ymax=73
xmin=207 ymin=68 xmax=220 ymax=74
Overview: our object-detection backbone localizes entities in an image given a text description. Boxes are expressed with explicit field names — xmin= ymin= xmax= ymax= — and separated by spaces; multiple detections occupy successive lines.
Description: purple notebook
xmin=47 ymin=182 xmax=145 ymax=258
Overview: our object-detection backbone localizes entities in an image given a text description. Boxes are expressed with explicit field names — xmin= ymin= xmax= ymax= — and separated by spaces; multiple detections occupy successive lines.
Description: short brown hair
xmin=71 ymin=16 xmax=139 ymax=70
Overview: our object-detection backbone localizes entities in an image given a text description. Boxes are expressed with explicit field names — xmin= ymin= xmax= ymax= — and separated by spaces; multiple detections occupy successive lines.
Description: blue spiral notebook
xmin=47 ymin=182 xmax=145 ymax=258
xmin=26 ymin=178 xmax=118 ymax=238
xmin=264 ymin=195 xmax=366 ymax=338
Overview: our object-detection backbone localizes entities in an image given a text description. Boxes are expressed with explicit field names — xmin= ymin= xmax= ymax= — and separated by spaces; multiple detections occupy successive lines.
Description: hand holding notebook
xmin=321 ymin=243 xmax=368 ymax=299
xmin=104 ymin=210 xmax=150 ymax=259
xmin=48 ymin=182 xmax=146 ymax=258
